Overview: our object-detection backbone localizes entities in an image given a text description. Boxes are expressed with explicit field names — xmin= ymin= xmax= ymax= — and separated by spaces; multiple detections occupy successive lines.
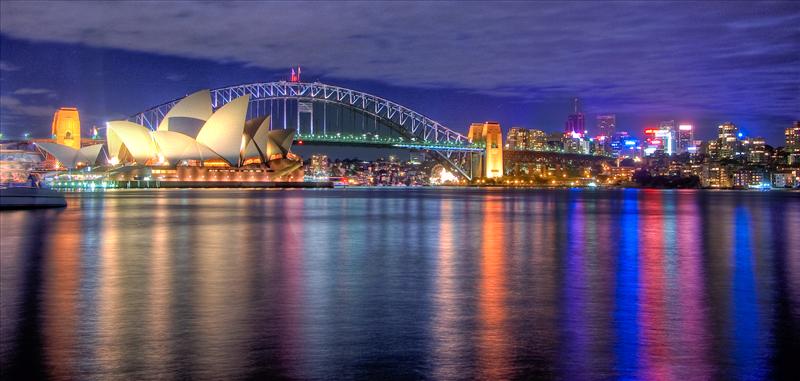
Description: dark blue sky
xmin=1 ymin=1 xmax=798 ymax=146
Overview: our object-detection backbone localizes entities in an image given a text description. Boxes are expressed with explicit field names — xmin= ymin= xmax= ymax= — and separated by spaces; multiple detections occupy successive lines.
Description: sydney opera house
xmin=37 ymin=90 xmax=304 ymax=184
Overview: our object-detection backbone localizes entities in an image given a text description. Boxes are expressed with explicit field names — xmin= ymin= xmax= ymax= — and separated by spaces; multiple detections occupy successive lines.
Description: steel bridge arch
xmin=131 ymin=81 xmax=482 ymax=180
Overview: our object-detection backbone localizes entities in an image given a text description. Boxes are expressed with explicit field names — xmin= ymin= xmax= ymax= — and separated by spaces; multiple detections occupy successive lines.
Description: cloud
xmin=165 ymin=73 xmax=186 ymax=82
xmin=0 ymin=1 xmax=798 ymax=119
xmin=0 ymin=95 xmax=55 ymax=117
xmin=0 ymin=60 xmax=20 ymax=71
xmin=13 ymin=87 xmax=57 ymax=97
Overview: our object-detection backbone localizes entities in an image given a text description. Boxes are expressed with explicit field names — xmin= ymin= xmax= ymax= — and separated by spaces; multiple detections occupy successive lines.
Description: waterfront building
xmin=99 ymin=90 xmax=303 ymax=181
xmin=34 ymin=142 xmax=104 ymax=169
xmin=608 ymin=165 xmax=636 ymax=184
xmin=732 ymin=166 xmax=769 ymax=188
xmin=51 ymin=107 xmax=81 ymax=150
xmin=772 ymin=170 xmax=799 ymax=188
xmin=596 ymin=114 xmax=616 ymax=137
xmin=702 ymin=162 xmax=733 ymax=188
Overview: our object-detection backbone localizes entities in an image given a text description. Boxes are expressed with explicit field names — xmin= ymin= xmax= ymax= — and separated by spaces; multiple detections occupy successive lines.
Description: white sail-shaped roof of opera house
xmin=105 ymin=90 xmax=296 ymax=167
xmin=35 ymin=142 xmax=104 ymax=169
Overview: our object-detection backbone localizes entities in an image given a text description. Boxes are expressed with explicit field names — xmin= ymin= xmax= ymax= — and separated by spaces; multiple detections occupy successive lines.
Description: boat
xmin=0 ymin=186 xmax=67 ymax=209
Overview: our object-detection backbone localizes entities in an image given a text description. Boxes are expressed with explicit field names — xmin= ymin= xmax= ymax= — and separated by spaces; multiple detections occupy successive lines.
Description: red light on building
xmin=297 ymin=140 xmax=304 ymax=145
xmin=644 ymin=128 xmax=656 ymax=135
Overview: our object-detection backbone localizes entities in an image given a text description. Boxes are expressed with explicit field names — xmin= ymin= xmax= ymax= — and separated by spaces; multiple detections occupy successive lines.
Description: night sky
xmin=1 ymin=1 xmax=798 ymax=146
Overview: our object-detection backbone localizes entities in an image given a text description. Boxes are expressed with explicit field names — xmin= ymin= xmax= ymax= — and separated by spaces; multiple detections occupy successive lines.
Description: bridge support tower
xmin=468 ymin=121 xmax=504 ymax=179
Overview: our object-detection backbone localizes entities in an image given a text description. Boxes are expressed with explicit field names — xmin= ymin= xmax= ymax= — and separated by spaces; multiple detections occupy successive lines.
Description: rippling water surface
xmin=1 ymin=188 xmax=798 ymax=380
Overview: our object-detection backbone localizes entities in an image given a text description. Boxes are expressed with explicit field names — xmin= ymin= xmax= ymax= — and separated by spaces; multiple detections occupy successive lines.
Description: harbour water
xmin=1 ymin=188 xmax=798 ymax=379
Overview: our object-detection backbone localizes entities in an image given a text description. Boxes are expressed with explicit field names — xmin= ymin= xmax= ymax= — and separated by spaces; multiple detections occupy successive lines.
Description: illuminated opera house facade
xmin=38 ymin=90 xmax=304 ymax=183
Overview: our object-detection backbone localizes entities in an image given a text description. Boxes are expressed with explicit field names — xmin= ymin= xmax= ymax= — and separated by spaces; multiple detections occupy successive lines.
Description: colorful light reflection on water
xmin=1 ymin=188 xmax=798 ymax=379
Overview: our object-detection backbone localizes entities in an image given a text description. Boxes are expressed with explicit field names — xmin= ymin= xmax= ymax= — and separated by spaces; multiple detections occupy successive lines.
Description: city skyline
xmin=2 ymin=3 xmax=799 ymax=379
xmin=1 ymin=1 xmax=798 ymax=145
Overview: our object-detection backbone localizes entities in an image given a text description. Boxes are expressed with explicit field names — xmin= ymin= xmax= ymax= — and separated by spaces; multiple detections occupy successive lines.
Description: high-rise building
xmin=506 ymin=127 xmax=529 ymax=150
xmin=718 ymin=122 xmax=738 ymax=141
xmin=564 ymin=98 xmax=585 ymax=135
xmin=468 ymin=121 xmax=504 ymax=178
xmin=747 ymin=137 xmax=767 ymax=164
xmin=658 ymin=120 xmax=676 ymax=155
xmin=678 ymin=124 xmax=694 ymax=154
xmin=786 ymin=121 xmax=800 ymax=153
xmin=596 ymin=114 xmax=616 ymax=137
xmin=51 ymin=107 xmax=81 ymax=150
xmin=718 ymin=122 xmax=739 ymax=159
xmin=786 ymin=121 xmax=800 ymax=164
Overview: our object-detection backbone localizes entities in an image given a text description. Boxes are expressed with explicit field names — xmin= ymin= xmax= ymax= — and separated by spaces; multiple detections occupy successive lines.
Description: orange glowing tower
xmin=51 ymin=107 xmax=81 ymax=150
xmin=468 ymin=121 xmax=504 ymax=178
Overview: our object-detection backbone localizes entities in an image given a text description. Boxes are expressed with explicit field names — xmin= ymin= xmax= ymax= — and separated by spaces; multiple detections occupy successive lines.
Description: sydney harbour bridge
xmin=131 ymin=81 xmax=608 ymax=181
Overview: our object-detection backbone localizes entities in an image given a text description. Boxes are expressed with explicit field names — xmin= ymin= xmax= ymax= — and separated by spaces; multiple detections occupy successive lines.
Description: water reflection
xmin=0 ymin=189 xmax=798 ymax=379
xmin=477 ymin=197 xmax=509 ymax=379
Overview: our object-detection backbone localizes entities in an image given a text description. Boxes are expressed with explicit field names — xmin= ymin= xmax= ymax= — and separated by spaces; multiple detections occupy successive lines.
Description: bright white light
xmin=679 ymin=124 xmax=693 ymax=131
xmin=430 ymin=167 xmax=457 ymax=185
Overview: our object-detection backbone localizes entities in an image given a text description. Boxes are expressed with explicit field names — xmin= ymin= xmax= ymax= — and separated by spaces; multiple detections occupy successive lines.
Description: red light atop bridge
xmin=290 ymin=66 xmax=302 ymax=82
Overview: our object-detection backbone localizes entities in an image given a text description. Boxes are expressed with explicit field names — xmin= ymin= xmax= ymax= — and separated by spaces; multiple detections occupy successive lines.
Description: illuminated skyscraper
xmin=658 ymin=120 xmax=676 ymax=155
xmin=468 ymin=121 xmax=504 ymax=178
xmin=786 ymin=121 xmax=800 ymax=164
xmin=678 ymin=124 xmax=694 ymax=153
xmin=718 ymin=122 xmax=739 ymax=159
xmin=596 ymin=114 xmax=616 ymax=137
xmin=51 ymin=107 xmax=81 ymax=150
xmin=747 ymin=137 xmax=767 ymax=163
xmin=564 ymin=98 xmax=585 ymax=135
xmin=718 ymin=122 xmax=738 ymax=141
xmin=786 ymin=121 xmax=800 ymax=153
